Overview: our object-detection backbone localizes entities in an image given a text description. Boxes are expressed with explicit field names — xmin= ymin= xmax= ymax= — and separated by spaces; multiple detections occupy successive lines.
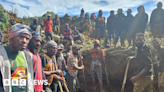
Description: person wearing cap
xmin=53 ymin=44 xmax=67 ymax=92
xmin=53 ymin=15 xmax=60 ymax=36
xmin=107 ymin=10 xmax=116 ymax=46
xmin=72 ymin=26 xmax=83 ymax=42
xmin=0 ymin=29 xmax=3 ymax=45
xmin=90 ymin=40 xmax=106 ymax=92
xmin=114 ymin=8 xmax=126 ymax=48
xmin=63 ymin=42 xmax=72 ymax=64
xmin=95 ymin=10 xmax=108 ymax=47
xmin=131 ymin=5 xmax=148 ymax=50
xmin=63 ymin=23 xmax=73 ymax=42
xmin=30 ymin=18 xmax=45 ymax=52
xmin=44 ymin=14 xmax=54 ymax=42
xmin=125 ymin=9 xmax=134 ymax=49
xmin=150 ymin=2 xmax=164 ymax=38
xmin=67 ymin=45 xmax=84 ymax=92
xmin=40 ymin=40 xmax=63 ymax=92
xmin=0 ymin=23 xmax=34 ymax=92
xmin=26 ymin=32 xmax=45 ymax=92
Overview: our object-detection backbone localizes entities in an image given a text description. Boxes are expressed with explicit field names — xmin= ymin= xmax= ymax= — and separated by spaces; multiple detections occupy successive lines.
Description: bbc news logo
xmin=4 ymin=79 xmax=48 ymax=86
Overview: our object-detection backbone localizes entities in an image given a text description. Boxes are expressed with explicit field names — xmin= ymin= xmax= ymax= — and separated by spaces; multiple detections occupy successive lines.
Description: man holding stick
xmin=127 ymin=33 xmax=154 ymax=92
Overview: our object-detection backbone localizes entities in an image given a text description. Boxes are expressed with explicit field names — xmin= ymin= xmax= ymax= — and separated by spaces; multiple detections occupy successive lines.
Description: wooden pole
xmin=121 ymin=60 xmax=130 ymax=92
xmin=104 ymin=66 xmax=110 ymax=86
xmin=53 ymin=56 xmax=69 ymax=92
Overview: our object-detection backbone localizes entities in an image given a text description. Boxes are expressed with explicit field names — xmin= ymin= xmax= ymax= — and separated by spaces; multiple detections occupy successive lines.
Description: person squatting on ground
xmin=114 ymin=9 xmax=126 ymax=48
xmin=152 ymin=38 xmax=164 ymax=92
xmin=125 ymin=9 xmax=134 ymax=49
xmin=26 ymin=32 xmax=45 ymax=92
xmin=40 ymin=40 xmax=63 ymax=92
xmin=127 ymin=33 xmax=154 ymax=92
xmin=30 ymin=18 xmax=45 ymax=52
xmin=53 ymin=15 xmax=60 ymax=36
xmin=44 ymin=14 xmax=54 ymax=41
xmin=72 ymin=27 xmax=83 ymax=42
xmin=107 ymin=10 xmax=116 ymax=46
xmin=95 ymin=10 xmax=108 ymax=47
xmin=90 ymin=40 xmax=106 ymax=92
xmin=67 ymin=45 xmax=84 ymax=92
xmin=150 ymin=2 xmax=164 ymax=38
xmin=0 ymin=23 xmax=34 ymax=92
xmin=63 ymin=23 xmax=73 ymax=43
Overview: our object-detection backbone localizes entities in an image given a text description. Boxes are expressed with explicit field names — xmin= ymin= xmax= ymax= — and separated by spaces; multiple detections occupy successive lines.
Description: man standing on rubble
xmin=53 ymin=15 xmax=60 ymax=36
xmin=44 ymin=14 xmax=53 ymax=41
xmin=152 ymin=38 xmax=164 ymax=92
xmin=30 ymin=18 xmax=45 ymax=52
xmin=150 ymin=2 xmax=164 ymax=38
xmin=90 ymin=40 xmax=106 ymax=92
xmin=114 ymin=9 xmax=126 ymax=48
xmin=127 ymin=33 xmax=154 ymax=92
xmin=95 ymin=10 xmax=108 ymax=47
xmin=125 ymin=9 xmax=134 ymax=49
xmin=107 ymin=10 xmax=116 ymax=46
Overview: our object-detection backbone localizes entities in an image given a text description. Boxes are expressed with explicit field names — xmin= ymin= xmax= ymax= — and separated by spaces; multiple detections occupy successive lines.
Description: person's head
xmin=72 ymin=45 xmax=80 ymax=55
xmin=135 ymin=33 xmax=145 ymax=48
xmin=137 ymin=5 xmax=145 ymax=13
xmin=46 ymin=40 xmax=58 ymax=56
xmin=73 ymin=26 xmax=76 ymax=30
xmin=55 ymin=14 xmax=58 ymax=18
xmin=99 ymin=10 xmax=103 ymax=16
xmin=9 ymin=23 xmax=32 ymax=52
xmin=157 ymin=2 xmax=163 ymax=8
xmin=59 ymin=36 xmax=64 ymax=43
xmin=127 ymin=9 xmax=132 ymax=15
xmin=117 ymin=8 xmax=123 ymax=15
xmin=28 ymin=32 xmax=42 ymax=54
xmin=93 ymin=40 xmax=100 ymax=48
xmin=66 ymin=42 xmax=72 ymax=50
xmin=34 ymin=18 xmax=38 ymax=24
xmin=57 ymin=44 xmax=64 ymax=57
xmin=110 ymin=10 xmax=114 ymax=15
xmin=65 ymin=23 xmax=69 ymax=29
xmin=152 ymin=38 xmax=161 ymax=49
xmin=47 ymin=14 xmax=51 ymax=20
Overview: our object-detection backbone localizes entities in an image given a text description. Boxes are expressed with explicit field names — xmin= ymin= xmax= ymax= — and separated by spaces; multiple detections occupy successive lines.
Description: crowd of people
xmin=0 ymin=1 xmax=164 ymax=92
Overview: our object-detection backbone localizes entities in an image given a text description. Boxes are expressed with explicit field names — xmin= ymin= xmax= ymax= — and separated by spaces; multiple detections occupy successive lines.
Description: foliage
xmin=0 ymin=4 xmax=10 ymax=31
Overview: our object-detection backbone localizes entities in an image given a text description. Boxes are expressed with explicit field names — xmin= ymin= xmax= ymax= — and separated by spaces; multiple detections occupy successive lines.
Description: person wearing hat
xmin=95 ymin=10 xmax=108 ymax=47
xmin=63 ymin=23 xmax=73 ymax=42
xmin=30 ymin=18 xmax=45 ymax=52
xmin=44 ymin=14 xmax=54 ymax=42
xmin=0 ymin=23 xmax=34 ymax=92
xmin=125 ymin=9 xmax=134 ymax=49
xmin=107 ymin=10 xmax=116 ymax=46
xmin=150 ymin=2 xmax=164 ymax=38
xmin=40 ymin=40 xmax=63 ymax=92
xmin=67 ymin=45 xmax=84 ymax=92
xmin=114 ymin=8 xmax=126 ymax=48
xmin=90 ymin=40 xmax=106 ymax=92
xmin=26 ymin=32 xmax=45 ymax=92
xmin=53 ymin=15 xmax=60 ymax=36
xmin=131 ymin=5 xmax=148 ymax=50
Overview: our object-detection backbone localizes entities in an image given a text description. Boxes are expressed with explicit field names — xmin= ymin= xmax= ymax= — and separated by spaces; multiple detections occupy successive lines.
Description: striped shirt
xmin=67 ymin=53 xmax=78 ymax=77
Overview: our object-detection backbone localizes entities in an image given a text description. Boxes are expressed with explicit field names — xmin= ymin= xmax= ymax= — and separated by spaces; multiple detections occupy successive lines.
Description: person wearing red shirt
xmin=27 ymin=32 xmax=45 ymax=92
xmin=44 ymin=14 xmax=53 ymax=41
xmin=63 ymin=23 xmax=72 ymax=42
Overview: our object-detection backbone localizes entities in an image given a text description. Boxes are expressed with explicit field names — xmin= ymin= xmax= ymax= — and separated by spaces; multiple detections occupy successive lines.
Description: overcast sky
xmin=0 ymin=0 xmax=163 ymax=20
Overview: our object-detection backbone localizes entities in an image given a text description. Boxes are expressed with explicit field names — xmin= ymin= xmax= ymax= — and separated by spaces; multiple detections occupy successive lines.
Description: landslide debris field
xmin=2 ymin=11 xmax=160 ymax=92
